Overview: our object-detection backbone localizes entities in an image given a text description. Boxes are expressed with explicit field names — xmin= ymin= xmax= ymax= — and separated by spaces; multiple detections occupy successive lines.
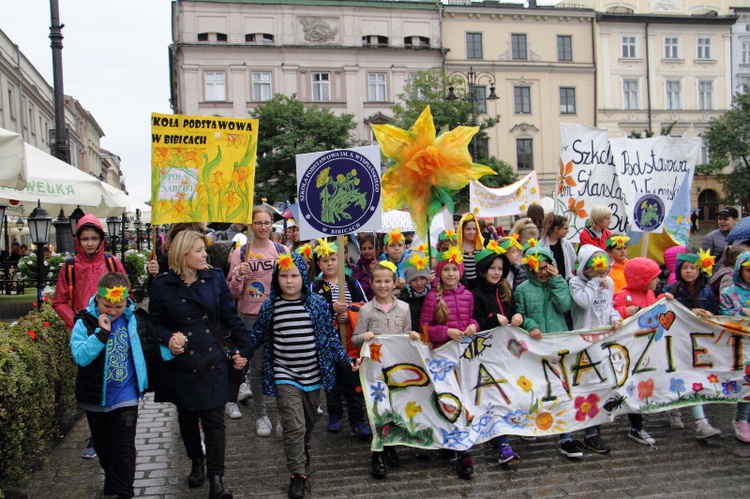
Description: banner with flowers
xmin=360 ymin=299 xmax=750 ymax=451
xmin=469 ymin=171 xmax=541 ymax=218
xmin=150 ymin=113 xmax=259 ymax=224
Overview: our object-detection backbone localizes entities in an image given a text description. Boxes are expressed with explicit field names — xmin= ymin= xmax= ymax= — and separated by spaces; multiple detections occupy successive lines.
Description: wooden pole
xmin=149 ymin=226 xmax=157 ymax=261
xmin=640 ymin=232 xmax=650 ymax=258
xmin=336 ymin=235 xmax=347 ymax=346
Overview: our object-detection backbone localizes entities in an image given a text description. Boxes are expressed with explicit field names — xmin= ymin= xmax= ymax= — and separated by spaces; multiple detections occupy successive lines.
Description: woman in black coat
xmin=149 ymin=230 xmax=253 ymax=499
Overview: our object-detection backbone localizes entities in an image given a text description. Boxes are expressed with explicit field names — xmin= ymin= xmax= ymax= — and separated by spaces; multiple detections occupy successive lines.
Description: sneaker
xmin=81 ymin=437 xmax=97 ymax=459
xmin=667 ymin=410 xmax=684 ymax=430
xmin=584 ymin=434 xmax=611 ymax=453
xmin=498 ymin=444 xmax=520 ymax=464
xmin=351 ymin=421 xmax=372 ymax=439
xmin=317 ymin=405 xmax=324 ymax=415
xmin=327 ymin=414 xmax=341 ymax=433
xmin=225 ymin=402 xmax=242 ymax=419
xmin=695 ymin=421 xmax=721 ymax=440
xmin=628 ymin=428 xmax=656 ymax=446
xmin=521 ymin=435 xmax=537 ymax=441
xmin=733 ymin=421 xmax=750 ymax=443
xmin=276 ymin=417 xmax=284 ymax=438
xmin=288 ymin=473 xmax=308 ymax=499
xmin=455 ymin=452 xmax=474 ymax=478
xmin=237 ymin=382 xmax=252 ymax=403
xmin=560 ymin=439 xmax=584 ymax=459
xmin=256 ymin=415 xmax=272 ymax=437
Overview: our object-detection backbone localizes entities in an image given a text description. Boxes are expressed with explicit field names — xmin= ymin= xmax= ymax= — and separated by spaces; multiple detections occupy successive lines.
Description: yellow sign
xmin=150 ymin=113 xmax=259 ymax=224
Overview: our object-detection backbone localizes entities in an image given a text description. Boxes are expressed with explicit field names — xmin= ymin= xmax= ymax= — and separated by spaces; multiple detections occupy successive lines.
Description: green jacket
xmin=515 ymin=272 xmax=571 ymax=334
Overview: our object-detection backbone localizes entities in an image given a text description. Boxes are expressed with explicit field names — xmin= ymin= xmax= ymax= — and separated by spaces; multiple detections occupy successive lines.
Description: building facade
xmin=731 ymin=6 xmax=750 ymax=93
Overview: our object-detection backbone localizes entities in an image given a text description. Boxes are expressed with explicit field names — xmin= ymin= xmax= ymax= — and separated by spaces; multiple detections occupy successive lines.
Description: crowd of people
xmin=52 ymin=202 xmax=749 ymax=499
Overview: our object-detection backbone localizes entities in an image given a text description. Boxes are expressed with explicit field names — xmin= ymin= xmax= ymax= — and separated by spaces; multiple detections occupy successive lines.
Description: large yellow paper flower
xmin=372 ymin=105 xmax=495 ymax=238
xmin=314 ymin=238 xmax=337 ymax=259
xmin=696 ymin=248 xmax=716 ymax=276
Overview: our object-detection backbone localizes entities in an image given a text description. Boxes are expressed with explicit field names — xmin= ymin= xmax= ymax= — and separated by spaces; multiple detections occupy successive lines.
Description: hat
xmin=435 ymin=246 xmax=465 ymax=279
xmin=475 ymin=240 xmax=507 ymax=266
xmin=499 ymin=235 xmax=524 ymax=253
xmin=475 ymin=251 xmax=511 ymax=282
xmin=438 ymin=229 xmax=457 ymax=243
xmin=403 ymin=252 xmax=430 ymax=283
xmin=522 ymin=246 xmax=556 ymax=272
xmin=606 ymin=235 xmax=630 ymax=249
xmin=677 ymin=248 xmax=715 ymax=276
xmin=285 ymin=219 xmax=297 ymax=228
xmin=718 ymin=207 xmax=739 ymax=218
xmin=313 ymin=238 xmax=337 ymax=258
xmin=384 ymin=228 xmax=405 ymax=246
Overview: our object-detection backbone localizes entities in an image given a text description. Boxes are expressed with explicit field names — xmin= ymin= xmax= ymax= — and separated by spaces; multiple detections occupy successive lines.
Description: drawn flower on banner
xmin=503 ymin=410 xmax=529 ymax=429
xmin=669 ymin=377 xmax=686 ymax=399
xmin=707 ymin=374 xmax=719 ymax=383
xmin=370 ymin=382 xmax=387 ymax=403
xmin=567 ymin=198 xmax=588 ymax=220
xmin=528 ymin=399 xmax=567 ymax=434
xmin=369 ymin=342 xmax=383 ymax=363
xmin=626 ymin=383 xmax=636 ymax=398
xmin=405 ymin=401 xmax=422 ymax=419
xmin=692 ymin=382 xmax=704 ymax=393
xmin=557 ymin=159 xmax=576 ymax=195
xmin=637 ymin=379 xmax=654 ymax=400
xmin=517 ymin=376 xmax=533 ymax=393
xmin=574 ymin=394 xmax=600 ymax=421
xmin=428 ymin=358 xmax=456 ymax=382
xmin=722 ymin=379 xmax=739 ymax=396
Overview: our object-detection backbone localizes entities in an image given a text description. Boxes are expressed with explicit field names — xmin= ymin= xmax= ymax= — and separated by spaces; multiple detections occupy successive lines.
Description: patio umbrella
xmin=727 ymin=216 xmax=750 ymax=244
xmin=0 ymin=127 xmax=28 ymax=189
xmin=99 ymin=182 xmax=152 ymax=222
xmin=381 ymin=210 xmax=415 ymax=232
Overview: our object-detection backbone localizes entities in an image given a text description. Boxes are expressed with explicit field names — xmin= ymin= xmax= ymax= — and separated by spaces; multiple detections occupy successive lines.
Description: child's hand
xmin=337 ymin=311 xmax=349 ymax=324
xmin=332 ymin=301 xmax=347 ymax=314
xmin=626 ymin=305 xmax=640 ymax=316
xmin=147 ymin=259 xmax=159 ymax=276
xmin=409 ymin=331 xmax=420 ymax=340
xmin=231 ymin=350 xmax=247 ymax=370
xmin=236 ymin=261 xmax=250 ymax=277
xmin=447 ymin=328 xmax=463 ymax=341
xmin=510 ymin=314 xmax=524 ymax=327
xmin=363 ymin=331 xmax=375 ymax=341
xmin=396 ymin=277 xmax=406 ymax=289
xmin=693 ymin=308 xmax=713 ymax=318
xmin=497 ymin=314 xmax=509 ymax=326
xmin=429 ymin=270 xmax=436 ymax=282
xmin=350 ymin=358 xmax=362 ymax=372
xmin=546 ymin=264 xmax=559 ymax=278
xmin=664 ymin=292 xmax=674 ymax=300
xmin=98 ymin=313 xmax=112 ymax=332
xmin=464 ymin=324 xmax=477 ymax=336
xmin=611 ymin=320 xmax=623 ymax=330
xmin=168 ymin=332 xmax=187 ymax=355
xmin=742 ymin=307 xmax=750 ymax=317
xmin=529 ymin=328 xmax=542 ymax=339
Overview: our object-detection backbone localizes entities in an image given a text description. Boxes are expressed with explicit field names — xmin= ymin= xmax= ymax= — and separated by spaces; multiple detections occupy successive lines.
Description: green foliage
xmin=250 ymin=94 xmax=360 ymax=203
xmin=705 ymin=84 xmax=750 ymax=211
xmin=17 ymin=252 xmax=70 ymax=285
xmin=122 ymin=250 xmax=151 ymax=302
xmin=0 ymin=303 xmax=76 ymax=489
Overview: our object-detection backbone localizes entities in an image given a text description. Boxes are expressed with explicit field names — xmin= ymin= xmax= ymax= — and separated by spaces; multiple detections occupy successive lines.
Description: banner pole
xmin=336 ymin=235 xmax=347 ymax=346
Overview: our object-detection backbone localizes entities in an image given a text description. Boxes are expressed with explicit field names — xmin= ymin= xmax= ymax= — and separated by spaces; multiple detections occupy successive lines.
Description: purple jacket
xmin=419 ymin=282 xmax=479 ymax=349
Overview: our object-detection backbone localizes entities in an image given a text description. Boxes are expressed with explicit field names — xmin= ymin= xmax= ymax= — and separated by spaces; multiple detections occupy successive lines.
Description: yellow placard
xmin=150 ymin=113 xmax=259 ymax=224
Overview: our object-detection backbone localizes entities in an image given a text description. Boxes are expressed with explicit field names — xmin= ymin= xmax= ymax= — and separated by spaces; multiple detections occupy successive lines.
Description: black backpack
xmin=64 ymin=253 xmax=117 ymax=307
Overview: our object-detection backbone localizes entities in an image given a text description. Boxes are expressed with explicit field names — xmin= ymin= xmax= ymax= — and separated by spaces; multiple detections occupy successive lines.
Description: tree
xmin=390 ymin=69 xmax=516 ymax=206
xmin=705 ymin=84 xmax=750 ymax=212
xmin=250 ymin=94 xmax=360 ymax=203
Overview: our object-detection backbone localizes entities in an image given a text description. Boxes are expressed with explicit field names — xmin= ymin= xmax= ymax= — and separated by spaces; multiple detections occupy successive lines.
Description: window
xmin=514 ymin=87 xmax=531 ymax=114
xmin=204 ymin=71 xmax=225 ymax=101
xmin=557 ymin=35 xmax=572 ymax=61
xmin=405 ymin=36 xmax=430 ymax=48
xmin=699 ymin=134 xmax=711 ymax=164
xmin=362 ymin=35 xmax=388 ymax=47
xmin=197 ymin=33 xmax=209 ymax=42
xmin=664 ymin=37 xmax=679 ymax=59
xmin=623 ymin=79 xmax=639 ymax=110
xmin=216 ymin=33 xmax=227 ymax=43
xmin=621 ymin=36 xmax=636 ymax=58
xmin=8 ymin=88 xmax=16 ymax=120
xmin=559 ymin=88 xmax=576 ymax=114
xmin=512 ymin=34 xmax=527 ymax=60
xmin=742 ymin=42 xmax=750 ymax=64
xmin=516 ymin=139 xmax=533 ymax=170
xmin=466 ymin=33 xmax=483 ymax=59
xmin=368 ymin=73 xmax=387 ymax=102
xmin=252 ymin=72 xmax=272 ymax=102
xmin=246 ymin=33 xmax=274 ymax=44
xmin=698 ymin=81 xmax=713 ymax=110
xmin=476 ymin=86 xmax=487 ymax=114
xmin=697 ymin=38 xmax=711 ymax=59
xmin=28 ymin=107 xmax=35 ymax=134
xmin=312 ymin=72 xmax=331 ymax=102
xmin=666 ymin=80 xmax=681 ymax=110
xmin=409 ymin=73 xmax=425 ymax=99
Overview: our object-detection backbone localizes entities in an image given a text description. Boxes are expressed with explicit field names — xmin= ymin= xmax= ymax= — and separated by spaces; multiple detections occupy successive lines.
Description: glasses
xmin=253 ymin=221 xmax=272 ymax=227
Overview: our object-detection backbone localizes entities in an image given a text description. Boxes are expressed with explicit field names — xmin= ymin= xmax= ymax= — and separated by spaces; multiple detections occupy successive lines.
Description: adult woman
xmin=226 ymin=205 xmax=287 ymax=434
xmin=539 ymin=213 xmax=576 ymax=281
xmin=150 ymin=230 xmax=253 ymax=499
xmin=457 ymin=213 xmax=485 ymax=291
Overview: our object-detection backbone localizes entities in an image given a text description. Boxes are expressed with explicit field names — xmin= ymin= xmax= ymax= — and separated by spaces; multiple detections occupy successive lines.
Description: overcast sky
xmin=1 ymin=0 xmax=173 ymax=204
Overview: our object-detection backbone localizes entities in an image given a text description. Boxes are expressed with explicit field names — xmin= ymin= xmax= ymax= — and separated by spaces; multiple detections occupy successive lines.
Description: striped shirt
xmin=327 ymin=281 xmax=352 ymax=303
xmin=271 ymin=297 xmax=322 ymax=391
xmin=463 ymin=251 xmax=477 ymax=282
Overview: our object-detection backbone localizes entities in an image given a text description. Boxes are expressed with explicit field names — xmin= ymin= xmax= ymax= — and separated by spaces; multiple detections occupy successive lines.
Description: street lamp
xmin=120 ymin=211 xmax=129 ymax=261
xmin=16 ymin=217 xmax=25 ymax=232
xmin=134 ymin=209 xmax=142 ymax=252
xmin=28 ymin=201 xmax=52 ymax=310
xmin=69 ymin=205 xmax=85 ymax=235
xmin=106 ymin=216 xmax=120 ymax=253
xmin=446 ymin=66 xmax=499 ymax=159
xmin=0 ymin=205 xmax=7 ymax=292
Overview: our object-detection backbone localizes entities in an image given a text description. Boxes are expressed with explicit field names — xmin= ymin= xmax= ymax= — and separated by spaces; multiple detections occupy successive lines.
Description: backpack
xmin=65 ymin=253 xmax=118 ymax=307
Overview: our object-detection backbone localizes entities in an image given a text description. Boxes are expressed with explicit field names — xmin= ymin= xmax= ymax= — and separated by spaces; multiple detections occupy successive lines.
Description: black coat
xmin=149 ymin=267 xmax=254 ymax=412
xmin=472 ymin=280 xmax=519 ymax=332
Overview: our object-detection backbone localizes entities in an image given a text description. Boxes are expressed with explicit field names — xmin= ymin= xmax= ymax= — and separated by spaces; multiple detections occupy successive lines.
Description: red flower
xmin=574 ymin=393 xmax=600 ymax=421
xmin=44 ymin=321 xmax=50 ymax=328
xmin=637 ymin=379 xmax=654 ymax=400
xmin=707 ymin=374 xmax=719 ymax=384
xmin=43 ymin=296 xmax=50 ymax=302
xmin=692 ymin=383 xmax=704 ymax=392
xmin=32 ymin=302 xmax=37 ymax=307
xmin=27 ymin=330 xmax=36 ymax=341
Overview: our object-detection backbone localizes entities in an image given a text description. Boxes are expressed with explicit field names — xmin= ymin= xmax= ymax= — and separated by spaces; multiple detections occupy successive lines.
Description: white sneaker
xmin=695 ymin=421 xmax=721 ymax=439
xmin=225 ymin=402 xmax=242 ymax=419
xmin=256 ymin=415 xmax=272 ymax=437
xmin=317 ymin=405 xmax=324 ymax=415
xmin=667 ymin=410 xmax=684 ymax=429
xmin=237 ymin=383 xmax=252 ymax=403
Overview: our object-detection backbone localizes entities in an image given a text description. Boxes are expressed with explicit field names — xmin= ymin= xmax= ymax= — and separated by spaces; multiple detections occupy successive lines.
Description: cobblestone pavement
xmin=22 ymin=396 xmax=750 ymax=498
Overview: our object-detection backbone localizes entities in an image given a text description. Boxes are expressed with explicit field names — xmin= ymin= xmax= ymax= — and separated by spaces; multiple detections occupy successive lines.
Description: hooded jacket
xmin=662 ymin=258 xmax=718 ymax=314
xmin=472 ymin=253 xmax=519 ymax=331
xmin=419 ymin=278 xmax=479 ymax=349
xmin=53 ymin=214 xmax=127 ymax=328
xmin=613 ymin=257 xmax=662 ymax=318
xmin=569 ymin=245 xmax=621 ymax=330
xmin=250 ymin=252 xmax=354 ymax=397
xmin=719 ymin=251 xmax=750 ymax=316
xmin=514 ymin=247 xmax=571 ymax=334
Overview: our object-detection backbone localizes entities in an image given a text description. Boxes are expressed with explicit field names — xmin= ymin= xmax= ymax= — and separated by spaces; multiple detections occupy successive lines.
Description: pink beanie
xmin=664 ymin=245 xmax=687 ymax=284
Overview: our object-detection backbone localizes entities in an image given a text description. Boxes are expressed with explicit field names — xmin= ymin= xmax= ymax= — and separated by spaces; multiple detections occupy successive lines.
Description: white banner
xmin=469 ymin=171 xmax=541 ymax=218
xmin=360 ymin=299 xmax=750 ymax=451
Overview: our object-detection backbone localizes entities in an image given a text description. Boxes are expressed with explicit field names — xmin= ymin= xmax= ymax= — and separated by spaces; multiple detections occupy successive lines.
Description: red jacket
xmin=613 ymin=257 xmax=661 ymax=319
xmin=52 ymin=214 xmax=126 ymax=328
xmin=419 ymin=281 xmax=479 ymax=349
xmin=578 ymin=226 xmax=611 ymax=251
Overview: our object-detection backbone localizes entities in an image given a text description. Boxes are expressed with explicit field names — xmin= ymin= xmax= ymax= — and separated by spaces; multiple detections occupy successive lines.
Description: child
xmin=710 ymin=244 xmax=750 ymax=296
xmin=250 ymin=252 xmax=360 ymax=498
xmin=380 ymin=228 xmax=408 ymax=289
xmin=662 ymin=251 xmax=721 ymax=438
xmin=500 ymin=236 xmax=527 ymax=291
xmin=539 ymin=213 xmax=576 ymax=281
xmin=457 ymin=213 xmax=485 ymax=291
xmin=353 ymin=261 xmax=420 ymax=478
xmin=419 ymin=246 xmax=479 ymax=478
xmin=513 ymin=247 xmax=579 ymax=458
xmin=352 ymin=233 xmax=377 ymax=300
xmin=719 ymin=250 xmax=750 ymax=443
xmin=606 ymin=235 xmax=630 ymax=293
xmin=579 ymin=205 xmax=612 ymax=250
xmin=310 ymin=239 xmax=369 ymax=438
xmin=471 ymin=243 xmax=523 ymax=464
xmin=569 ymin=245 xmax=623 ymax=454
xmin=613 ymin=257 xmax=661 ymax=446
xmin=399 ymin=251 xmax=432 ymax=331
xmin=70 ymin=272 xmax=173 ymax=499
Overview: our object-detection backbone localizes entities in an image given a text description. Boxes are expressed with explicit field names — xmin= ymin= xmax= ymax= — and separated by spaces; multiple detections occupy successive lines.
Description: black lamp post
xmin=120 ymin=211 xmax=128 ymax=261
xmin=16 ymin=217 xmax=25 ymax=232
xmin=52 ymin=209 xmax=73 ymax=254
xmin=134 ymin=209 xmax=142 ymax=252
xmin=69 ymin=205 xmax=85 ymax=236
xmin=28 ymin=201 xmax=52 ymax=309
xmin=106 ymin=216 xmax=120 ymax=254
xmin=446 ymin=66 xmax=499 ymax=160
xmin=0 ymin=205 xmax=7 ymax=292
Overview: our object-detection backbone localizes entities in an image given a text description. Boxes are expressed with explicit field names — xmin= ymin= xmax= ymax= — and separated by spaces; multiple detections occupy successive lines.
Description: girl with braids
xmin=418 ymin=246 xmax=479 ymax=479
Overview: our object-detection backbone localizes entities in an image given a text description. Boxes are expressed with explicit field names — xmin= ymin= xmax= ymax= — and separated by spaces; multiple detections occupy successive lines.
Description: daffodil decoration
xmin=98 ymin=285 xmax=128 ymax=303
xmin=379 ymin=260 xmax=398 ymax=274
xmin=742 ymin=260 xmax=750 ymax=268
xmin=413 ymin=242 xmax=429 ymax=254
xmin=372 ymin=105 xmax=496 ymax=238
xmin=439 ymin=229 xmax=457 ymax=242
xmin=407 ymin=251 xmax=430 ymax=270
xmin=439 ymin=245 xmax=464 ymax=265
xmin=485 ymin=239 xmax=506 ymax=254
xmin=296 ymin=243 xmax=313 ymax=261
xmin=500 ymin=235 xmax=524 ymax=252
xmin=590 ymin=255 xmax=610 ymax=272
xmin=277 ymin=253 xmax=295 ymax=271
xmin=527 ymin=238 xmax=538 ymax=248
xmin=606 ymin=235 xmax=630 ymax=249
xmin=384 ymin=228 xmax=404 ymax=246
xmin=696 ymin=248 xmax=716 ymax=276
xmin=522 ymin=251 xmax=541 ymax=272
xmin=314 ymin=238 xmax=337 ymax=258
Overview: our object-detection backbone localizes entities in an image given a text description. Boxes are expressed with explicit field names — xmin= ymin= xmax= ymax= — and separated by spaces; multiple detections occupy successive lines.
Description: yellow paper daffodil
xmin=413 ymin=243 xmax=429 ymax=254
xmin=607 ymin=235 xmax=630 ymax=249
xmin=522 ymin=251 xmax=541 ymax=272
xmin=485 ymin=239 xmax=506 ymax=254
xmin=526 ymin=238 xmax=538 ymax=248
xmin=372 ymin=105 xmax=495 ymax=238
xmin=590 ymin=255 xmax=610 ymax=272
xmin=696 ymin=248 xmax=716 ymax=276
xmin=277 ymin=253 xmax=295 ymax=271
xmin=379 ymin=260 xmax=398 ymax=274
xmin=98 ymin=285 xmax=128 ymax=303
xmin=439 ymin=245 xmax=464 ymax=266
xmin=296 ymin=243 xmax=313 ymax=261
xmin=408 ymin=252 xmax=429 ymax=270
xmin=314 ymin=238 xmax=337 ymax=258
xmin=384 ymin=228 xmax=404 ymax=246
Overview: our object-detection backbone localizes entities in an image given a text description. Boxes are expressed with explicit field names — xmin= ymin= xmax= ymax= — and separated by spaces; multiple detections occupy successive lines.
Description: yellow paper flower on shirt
xmin=277 ymin=253 xmax=295 ymax=271
xmin=522 ymin=251 xmax=541 ymax=272
xmin=314 ymin=238 xmax=337 ymax=258
xmin=590 ymin=255 xmax=610 ymax=272
xmin=372 ymin=105 xmax=495 ymax=238
xmin=696 ymin=248 xmax=716 ymax=276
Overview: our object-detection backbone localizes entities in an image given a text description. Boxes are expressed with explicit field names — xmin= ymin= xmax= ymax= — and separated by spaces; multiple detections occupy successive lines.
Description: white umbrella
xmin=0 ymin=127 xmax=28 ymax=189
xmin=381 ymin=210 xmax=415 ymax=232
xmin=99 ymin=182 xmax=152 ymax=223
